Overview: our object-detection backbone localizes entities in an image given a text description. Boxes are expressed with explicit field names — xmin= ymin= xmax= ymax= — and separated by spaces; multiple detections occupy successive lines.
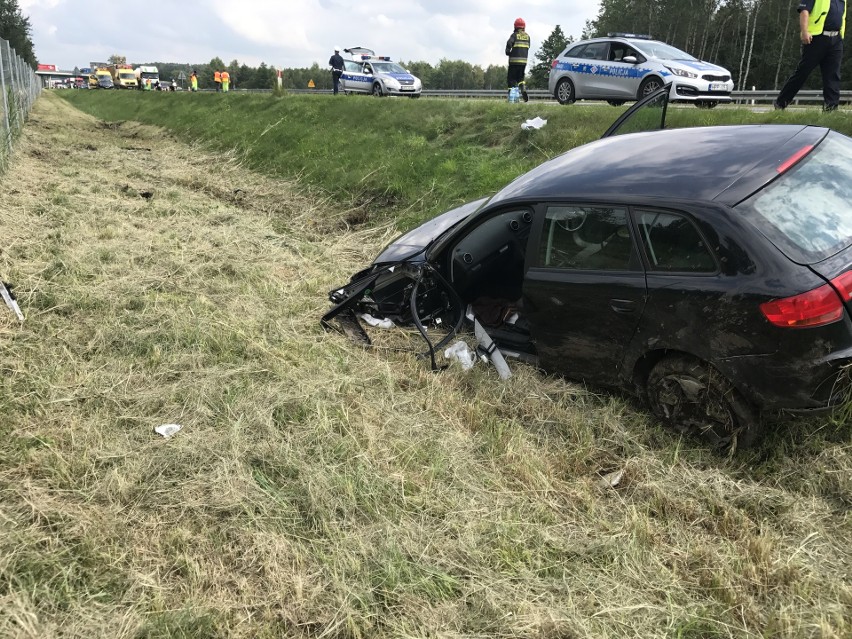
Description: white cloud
xmin=22 ymin=0 xmax=599 ymax=70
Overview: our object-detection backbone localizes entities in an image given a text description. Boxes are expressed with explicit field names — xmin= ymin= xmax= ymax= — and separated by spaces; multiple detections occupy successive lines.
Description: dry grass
xmin=0 ymin=93 xmax=849 ymax=638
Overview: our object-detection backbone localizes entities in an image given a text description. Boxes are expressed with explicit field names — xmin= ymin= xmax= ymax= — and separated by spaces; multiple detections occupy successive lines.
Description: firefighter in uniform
xmin=774 ymin=0 xmax=846 ymax=111
xmin=506 ymin=17 xmax=530 ymax=102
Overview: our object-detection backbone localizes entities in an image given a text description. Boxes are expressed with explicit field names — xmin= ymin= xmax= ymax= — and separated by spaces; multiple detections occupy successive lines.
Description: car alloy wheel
xmin=646 ymin=355 xmax=760 ymax=451
xmin=555 ymin=78 xmax=575 ymax=105
xmin=372 ymin=83 xmax=384 ymax=97
xmin=638 ymin=77 xmax=664 ymax=100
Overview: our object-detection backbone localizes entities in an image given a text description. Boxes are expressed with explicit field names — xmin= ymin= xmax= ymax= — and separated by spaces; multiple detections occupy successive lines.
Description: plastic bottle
xmin=508 ymin=86 xmax=520 ymax=103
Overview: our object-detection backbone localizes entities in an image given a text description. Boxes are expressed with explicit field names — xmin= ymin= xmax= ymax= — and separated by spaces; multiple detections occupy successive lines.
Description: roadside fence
xmin=0 ymin=36 xmax=40 ymax=170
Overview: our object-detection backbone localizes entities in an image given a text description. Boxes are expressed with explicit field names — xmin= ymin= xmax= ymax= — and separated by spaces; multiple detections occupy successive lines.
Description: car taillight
xmin=760 ymin=283 xmax=844 ymax=328
xmin=829 ymin=270 xmax=852 ymax=302
xmin=551 ymin=59 xmax=558 ymax=68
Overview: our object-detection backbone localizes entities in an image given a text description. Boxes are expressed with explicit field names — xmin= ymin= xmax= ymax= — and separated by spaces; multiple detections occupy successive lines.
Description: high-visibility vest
xmin=214 ymin=71 xmax=221 ymax=82
xmin=221 ymin=71 xmax=230 ymax=81
xmin=508 ymin=30 xmax=530 ymax=65
xmin=807 ymin=0 xmax=846 ymax=37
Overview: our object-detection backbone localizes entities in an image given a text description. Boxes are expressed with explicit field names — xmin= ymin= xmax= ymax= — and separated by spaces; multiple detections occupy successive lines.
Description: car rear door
xmin=522 ymin=204 xmax=647 ymax=385
xmin=575 ymin=42 xmax=611 ymax=96
xmin=341 ymin=60 xmax=369 ymax=93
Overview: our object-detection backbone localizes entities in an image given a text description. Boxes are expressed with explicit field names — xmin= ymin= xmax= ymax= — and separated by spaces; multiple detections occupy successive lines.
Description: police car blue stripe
xmin=554 ymin=61 xmax=664 ymax=79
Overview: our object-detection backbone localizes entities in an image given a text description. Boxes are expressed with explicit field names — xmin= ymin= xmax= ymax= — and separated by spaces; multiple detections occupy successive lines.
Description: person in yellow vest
xmin=190 ymin=70 xmax=198 ymax=91
xmin=221 ymin=70 xmax=230 ymax=92
xmin=144 ymin=78 xmax=152 ymax=91
xmin=505 ymin=17 xmax=530 ymax=102
xmin=774 ymin=0 xmax=846 ymax=111
xmin=214 ymin=70 xmax=221 ymax=92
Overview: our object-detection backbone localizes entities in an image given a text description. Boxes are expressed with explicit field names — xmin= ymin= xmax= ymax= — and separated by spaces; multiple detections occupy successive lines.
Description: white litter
xmin=359 ymin=313 xmax=394 ymax=329
xmin=154 ymin=423 xmax=182 ymax=438
xmin=521 ymin=116 xmax=547 ymax=130
xmin=598 ymin=469 xmax=625 ymax=489
xmin=444 ymin=341 xmax=476 ymax=370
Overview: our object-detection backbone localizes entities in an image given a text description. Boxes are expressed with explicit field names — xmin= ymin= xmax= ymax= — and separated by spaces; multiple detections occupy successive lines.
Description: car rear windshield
xmin=736 ymin=132 xmax=852 ymax=264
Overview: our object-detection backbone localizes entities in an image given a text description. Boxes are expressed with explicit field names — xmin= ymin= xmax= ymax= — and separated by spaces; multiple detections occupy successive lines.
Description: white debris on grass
xmin=444 ymin=341 xmax=476 ymax=370
xmin=521 ymin=116 xmax=547 ymax=130
xmin=359 ymin=313 xmax=394 ymax=329
xmin=154 ymin=424 xmax=182 ymax=438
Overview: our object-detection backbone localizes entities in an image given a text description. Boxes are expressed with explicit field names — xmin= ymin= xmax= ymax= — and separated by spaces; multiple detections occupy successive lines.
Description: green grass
xmin=0 ymin=92 xmax=849 ymax=638
xmin=59 ymin=91 xmax=852 ymax=231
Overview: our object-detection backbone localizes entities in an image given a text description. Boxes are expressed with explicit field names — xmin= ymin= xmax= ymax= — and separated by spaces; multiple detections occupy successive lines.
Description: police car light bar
xmin=607 ymin=32 xmax=653 ymax=39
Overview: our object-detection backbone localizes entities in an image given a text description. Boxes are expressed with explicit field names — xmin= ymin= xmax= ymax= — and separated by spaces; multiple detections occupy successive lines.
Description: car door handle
xmin=610 ymin=298 xmax=636 ymax=314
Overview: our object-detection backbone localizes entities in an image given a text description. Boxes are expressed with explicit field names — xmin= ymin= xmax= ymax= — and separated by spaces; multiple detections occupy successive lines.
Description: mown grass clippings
xmin=0 ymin=93 xmax=848 ymax=638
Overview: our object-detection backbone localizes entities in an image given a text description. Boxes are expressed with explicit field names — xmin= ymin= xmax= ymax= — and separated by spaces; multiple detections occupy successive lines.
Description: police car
xmin=341 ymin=47 xmax=422 ymax=98
xmin=548 ymin=34 xmax=734 ymax=108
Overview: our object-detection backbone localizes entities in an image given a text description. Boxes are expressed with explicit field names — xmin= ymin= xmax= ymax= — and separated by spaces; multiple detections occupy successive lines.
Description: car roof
xmin=566 ymin=36 xmax=667 ymax=48
xmin=487 ymin=125 xmax=830 ymax=207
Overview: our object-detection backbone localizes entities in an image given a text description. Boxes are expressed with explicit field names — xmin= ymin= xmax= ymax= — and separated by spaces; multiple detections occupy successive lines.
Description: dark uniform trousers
xmin=776 ymin=34 xmax=843 ymax=108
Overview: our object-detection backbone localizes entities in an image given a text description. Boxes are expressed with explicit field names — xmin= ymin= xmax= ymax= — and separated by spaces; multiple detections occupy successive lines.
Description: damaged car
xmin=322 ymin=89 xmax=852 ymax=450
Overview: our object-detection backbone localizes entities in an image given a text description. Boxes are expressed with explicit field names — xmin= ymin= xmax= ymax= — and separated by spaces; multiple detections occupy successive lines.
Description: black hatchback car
xmin=323 ymin=91 xmax=852 ymax=450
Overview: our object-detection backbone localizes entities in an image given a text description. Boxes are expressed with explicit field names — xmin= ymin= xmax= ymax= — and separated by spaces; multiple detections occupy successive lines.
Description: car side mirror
xmin=622 ymin=56 xmax=638 ymax=64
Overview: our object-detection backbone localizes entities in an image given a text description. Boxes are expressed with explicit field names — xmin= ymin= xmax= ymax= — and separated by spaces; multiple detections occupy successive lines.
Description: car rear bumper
xmin=717 ymin=347 xmax=852 ymax=411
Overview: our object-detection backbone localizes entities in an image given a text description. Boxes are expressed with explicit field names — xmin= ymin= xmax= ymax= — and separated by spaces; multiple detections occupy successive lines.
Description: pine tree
xmin=0 ymin=0 xmax=36 ymax=68
xmin=528 ymin=25 xmax=572 ymax=89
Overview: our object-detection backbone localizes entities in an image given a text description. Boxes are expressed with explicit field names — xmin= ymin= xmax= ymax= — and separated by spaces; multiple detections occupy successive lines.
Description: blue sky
xmin=21 ymin=0 xmax=598 ymax=70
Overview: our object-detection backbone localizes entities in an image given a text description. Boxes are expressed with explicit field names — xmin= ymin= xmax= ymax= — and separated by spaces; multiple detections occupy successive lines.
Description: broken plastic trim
xmin=1 ymin=282 xmax=24 ymax=321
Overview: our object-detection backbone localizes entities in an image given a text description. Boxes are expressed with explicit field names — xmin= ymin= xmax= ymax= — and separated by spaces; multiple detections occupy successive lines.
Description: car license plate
xmin=709 ymin=82 xmax=727 ymax=91
xmin=401 ymin=86 xmax=414 ymax=91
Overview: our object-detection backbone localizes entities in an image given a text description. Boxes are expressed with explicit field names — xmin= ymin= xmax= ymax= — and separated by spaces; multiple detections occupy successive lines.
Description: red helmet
xmin=514 ymin=17 xmax=525 ymax=29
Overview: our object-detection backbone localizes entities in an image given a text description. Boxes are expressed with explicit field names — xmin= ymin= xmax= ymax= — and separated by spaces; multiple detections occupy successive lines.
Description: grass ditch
xmin=59 ymin=90 xmax=852 ymax=233
xmin=0 ymin=92 xmax=849 ymax=637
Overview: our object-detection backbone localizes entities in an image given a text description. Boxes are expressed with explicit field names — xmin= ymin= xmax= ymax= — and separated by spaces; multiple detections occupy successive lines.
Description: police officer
xmin=506 ymin=17 xmax=530 ymax=102
xmin=329 ymin=46 xmax=345 ymax=95
xmin=774 ymin=0 xmax=846 ymax=111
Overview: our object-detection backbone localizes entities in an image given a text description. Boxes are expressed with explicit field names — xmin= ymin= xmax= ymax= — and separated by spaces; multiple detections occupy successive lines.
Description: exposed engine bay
xmin=321 ymin=208 xmax=538 ymax=372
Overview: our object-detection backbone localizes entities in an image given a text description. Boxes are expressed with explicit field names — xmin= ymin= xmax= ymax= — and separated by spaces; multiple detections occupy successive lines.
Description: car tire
xmin=555 ymin=78 xmax=575 ymax=105
xmin=696 ymin=100 xmax=718 ymax=109
xmin=646 ymin=355 xmax=761 ymax=451
xmin=607 ymin=100 xmax=626 ymax=107
xmin=372 ymin=83 xmax=384 ymax=97
xmin=637 ymin=77 xmax=664 ymax=100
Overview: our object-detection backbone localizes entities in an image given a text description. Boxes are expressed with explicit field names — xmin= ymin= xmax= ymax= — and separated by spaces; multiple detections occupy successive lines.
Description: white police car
xmin=548 ymin=34 xmax=734 ymax=108
xmin=341 ymin=47 xmax=422 ymax=98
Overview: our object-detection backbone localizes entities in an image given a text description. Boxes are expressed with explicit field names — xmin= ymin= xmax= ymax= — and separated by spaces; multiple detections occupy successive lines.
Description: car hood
xmin=380 ymin=72 xmax=418 ymax=82
xmin=373 ymin=197 xmax=488 ymax=264
xmin=666 ymin=59 xmax=730 ymax=74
